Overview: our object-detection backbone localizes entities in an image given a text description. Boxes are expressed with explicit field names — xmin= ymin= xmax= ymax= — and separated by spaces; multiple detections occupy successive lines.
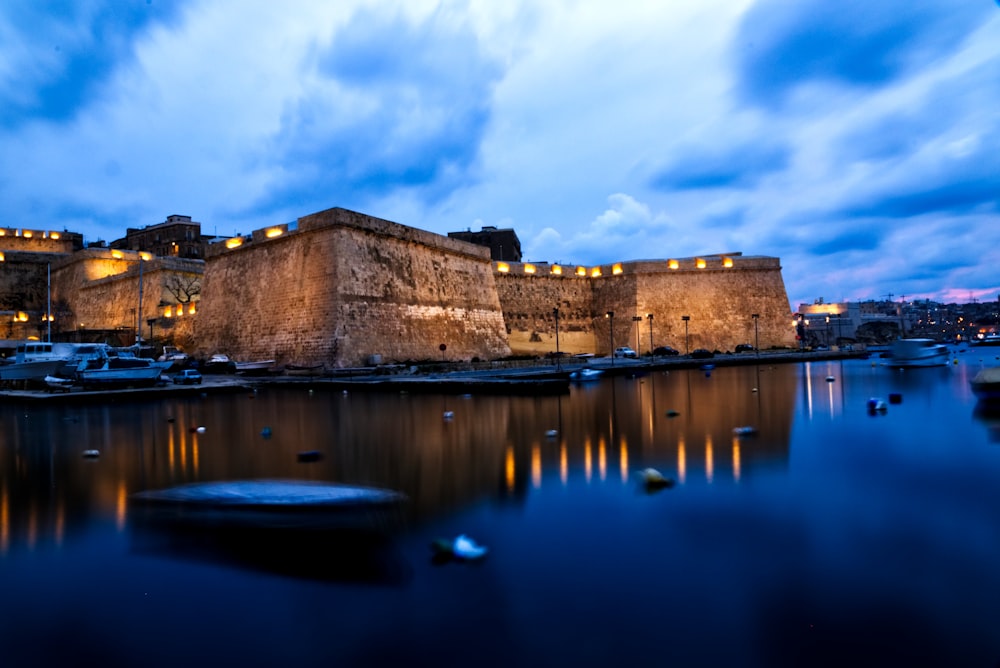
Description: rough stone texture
xmin=196 ymin=207 xmax=512 ymax=366
xmin=495 ymin=256 xmax=795 ymax=356
xmin=50 ymin=250 xmax=201 ymax=345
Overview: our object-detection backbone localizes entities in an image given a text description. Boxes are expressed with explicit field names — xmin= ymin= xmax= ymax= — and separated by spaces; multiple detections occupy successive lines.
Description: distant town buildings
xmin=110 ymin=214 xmax=205 ymax=259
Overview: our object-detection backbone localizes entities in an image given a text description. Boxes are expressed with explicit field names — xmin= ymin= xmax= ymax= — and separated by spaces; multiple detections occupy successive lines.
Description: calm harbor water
xmin=2 ymin=348 xmax=1000 ymax=666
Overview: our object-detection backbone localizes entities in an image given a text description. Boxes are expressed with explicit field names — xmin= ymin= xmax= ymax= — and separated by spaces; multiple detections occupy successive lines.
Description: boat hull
xmin=971 ymin=368 xmax=1000 ymax=401
xmin=886 ymin=339 xmax=949 ymax=368
xmin=0 ymin=359 xmax=67 ymax=381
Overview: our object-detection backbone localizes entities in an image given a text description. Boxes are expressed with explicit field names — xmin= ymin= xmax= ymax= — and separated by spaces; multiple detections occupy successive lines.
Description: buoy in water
xmin=825 ymin=375 xmax=835 ymax=382
xmin=545 ymin=429 xmax=558 ymax=438
xmin=82 ymin=450 xmax=100 ymax=459
xmin=443 ymin=410 xmax=454 ymax=420
xmin=261 ymin=427 xmax=272 ymax=438
xmin=638 ymin=467 xmax=675 ymax=490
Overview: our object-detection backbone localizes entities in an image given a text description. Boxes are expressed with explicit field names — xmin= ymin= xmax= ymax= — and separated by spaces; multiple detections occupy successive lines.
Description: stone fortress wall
xmin=495 ymin=255 xmax=795 ymax=356
xmin=0 ymin=213 xmax=796 ymax=365
xmin=195 ymin=207 xmax=512 ymax=366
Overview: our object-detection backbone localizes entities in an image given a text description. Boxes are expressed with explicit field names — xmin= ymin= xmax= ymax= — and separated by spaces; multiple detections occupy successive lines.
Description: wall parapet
xmin=495 ymin=253 xmax=781 ymax=278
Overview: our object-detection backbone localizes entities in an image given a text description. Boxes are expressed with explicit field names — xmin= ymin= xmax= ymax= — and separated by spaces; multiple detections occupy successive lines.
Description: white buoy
xmin=452 ymin=534 xmax=488 ymax=559
xmin=443 ymin=410 xmax=455 ymax=420
xmin=82 ymin=450 xmax=100 ymax=459
xmin=545 ymin=429 xmax=558 ymax=438
xmin=825 ymin=376 xmax=835 ymax=382
xmin=196 ymin=426 xmax=206 ymax=433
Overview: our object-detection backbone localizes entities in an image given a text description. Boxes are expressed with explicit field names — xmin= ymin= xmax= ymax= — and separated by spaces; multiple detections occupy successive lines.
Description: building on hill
xmin=111 ymin=214 xmax=204 ymax=259
xmin=448 ymin=226 xmax=522 ymax=261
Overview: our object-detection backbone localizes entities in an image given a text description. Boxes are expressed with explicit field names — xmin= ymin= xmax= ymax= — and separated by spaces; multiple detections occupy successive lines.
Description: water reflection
xmin=0 ymin=366 xmax=799 ymax=558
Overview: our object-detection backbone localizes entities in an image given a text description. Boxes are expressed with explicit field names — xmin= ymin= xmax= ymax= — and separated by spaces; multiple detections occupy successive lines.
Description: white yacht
xmin=886 ymin=338 xmax=949 ymax=368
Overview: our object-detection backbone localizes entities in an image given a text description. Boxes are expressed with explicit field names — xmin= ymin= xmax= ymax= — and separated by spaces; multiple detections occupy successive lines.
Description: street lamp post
xmin=647 ymin=313 xmax=654 ymax=356
xmin=681 ymin=315 xmax=690 ymax=355
xmin=632 ymin=315 xmax=642 ymax=355
xmin=606 ymin=311 xmax=615 ymax=366
xmin=752 ymin=313 xmax=760 ymax=357
xmin=553 ymin=307 xmax=561 ymax=370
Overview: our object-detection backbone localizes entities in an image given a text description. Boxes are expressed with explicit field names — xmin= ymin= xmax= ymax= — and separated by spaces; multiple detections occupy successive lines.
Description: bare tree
xmin=164 ymin=274 xmax=201 ymax=304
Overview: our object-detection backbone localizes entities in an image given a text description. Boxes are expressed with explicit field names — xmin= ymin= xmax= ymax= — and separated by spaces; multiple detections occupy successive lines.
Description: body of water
xmin=2 ymin=348 xmax=1000 ymax=666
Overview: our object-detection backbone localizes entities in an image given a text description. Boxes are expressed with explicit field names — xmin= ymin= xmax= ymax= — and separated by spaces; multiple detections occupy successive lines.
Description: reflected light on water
xmin=584 ymin=439 xmax=593 ymax=483
xmin=732 ymin=437 xmax=741 ymax=483
xmin=619 ymin=438 xmax=629 ymax=483
xmin=531 ymin=445 xmax=541 ymax=489
xmin=560 ymin=443 xmax=568 ymax=485
xmin=678 ymin=437 xmax=687 ymax=483
xmin=1 ymin=487 xmax=8 ymax=554
xmin=598 ymin=437 xmax=607 ymax=481
xmin=705 ymin=434 xmax=714 ymax=484
xmin=505 ymin=446 xmax=515 ymax=492
xmin=116 ymin=480 xmax=127 ymax=531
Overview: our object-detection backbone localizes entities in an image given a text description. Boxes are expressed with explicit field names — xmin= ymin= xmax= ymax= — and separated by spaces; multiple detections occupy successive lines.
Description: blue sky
xmin=2 ymin=0 xmax=998 ymax=308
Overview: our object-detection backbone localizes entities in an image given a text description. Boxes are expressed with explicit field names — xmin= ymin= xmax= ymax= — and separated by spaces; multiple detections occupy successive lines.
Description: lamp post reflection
xmin=647 ymin=313 xmax=654 ymax=357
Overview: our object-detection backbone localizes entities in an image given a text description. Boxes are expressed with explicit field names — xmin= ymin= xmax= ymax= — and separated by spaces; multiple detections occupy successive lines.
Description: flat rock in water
xmin=131 ymin=479 xmax=405 ymax=508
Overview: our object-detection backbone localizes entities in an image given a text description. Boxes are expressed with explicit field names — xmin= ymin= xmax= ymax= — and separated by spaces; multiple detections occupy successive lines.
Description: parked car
xmin=173 ymin=369 xmax=202 ymax=385
xmin=734 ymin=343 xmax=755 ymax=353
xmin=652 ymin=346 xmax=680 ymax=356
xmin=613 ymin=346 xmax=638 ymax=359
xmin=690 ymin=348 xmax=715 ymax=359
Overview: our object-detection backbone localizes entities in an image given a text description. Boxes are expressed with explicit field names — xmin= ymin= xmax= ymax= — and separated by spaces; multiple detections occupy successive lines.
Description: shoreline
xmin=0 ymin=349 xmax=870 ymax=403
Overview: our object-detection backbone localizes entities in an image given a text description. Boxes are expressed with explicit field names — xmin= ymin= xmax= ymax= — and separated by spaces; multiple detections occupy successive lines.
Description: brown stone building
xmin=111 ymin=214 xmax=204 ymax=259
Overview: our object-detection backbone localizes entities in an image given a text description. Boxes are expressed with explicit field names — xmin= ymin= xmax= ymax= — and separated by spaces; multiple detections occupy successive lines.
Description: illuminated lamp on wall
xmin=497 ymin=262 xmax=510 ymax=273
xmin=0 ymin=252 xmax=4 ymax=262
xmin=723 ymin=257 xmax=734 ymax=268
xmin=551 ymin=264 xmax=562 ymax=275
xmin=0 ymin=229 xmax=5 ymax=236
xmin=576 ymin=266 xmax=587 ymax=276
xmin=50 ymin=232 xmax=60 ymax=240
xmin=188 ymin=303 xmax=197 ymax=315
xmin=612 ymin=263 xmax=623 ymax=275
xmin=225 ymin=237 xmax=244 ymax=249
xmin=696 ymin=258 xmax=706 ymax=269
xmin=111 ymin=250 xmax=124 ymax=259
xmin=524 ymin=264 xmax=536 ymax=274
xmin=591 ymin=267 xmax=602 ymax=278
xmin=164 ymin=306 xmax=173 ymax=318
xmin=668 ymin=259 xmax=679 ymax=270
xmin=16 ymin=312 xmax=28 ymax=322
xmin=139 ymin=252 xmax=152 ymax=261
xmin=22 ymin=230 xmax=32 ymax=238
xmin=265 ymin=227 xmax=284 ymax=239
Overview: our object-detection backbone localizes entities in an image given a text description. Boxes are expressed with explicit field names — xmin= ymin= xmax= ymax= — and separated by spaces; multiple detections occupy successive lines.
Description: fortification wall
xmin=493 ymin=255 xmax=795 ymax=356
xmin=0 ymin=229 xmax=82 ymax=254
xmin=51 ymin=251 xmax=201 ymax=346
xmin=196 ymin=207 xmax=511 ymax=367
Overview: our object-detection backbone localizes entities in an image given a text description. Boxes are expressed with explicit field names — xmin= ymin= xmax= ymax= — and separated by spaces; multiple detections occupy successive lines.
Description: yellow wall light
xmin=497 ymin=262 xmax=510 ymax=273
xmin=696 ymin=258 xmax=706 ymax=269
xmin=612 ymin=263 xmax=623 ymax=275
xmin=668 ymin=259 xmax=679 ymax=270
xmin=524 ymin=264 xmax=536 ymax=274
xmin=590 ymin=267 xmax=602 ymax=278
xmin=723 ymin=257 xmax=733 ymax=268
xmin=225 ymin=237 xmax=244 ymax=249
xmin=111 ymin=250 xmax=124 ymax=259
xmin=551 ymin=264 xmax=562 ymax=275
xmin=264 ymin=227 xmax=284 ymax=239
xmin=576 ymin=266 xmax=587 ymax=276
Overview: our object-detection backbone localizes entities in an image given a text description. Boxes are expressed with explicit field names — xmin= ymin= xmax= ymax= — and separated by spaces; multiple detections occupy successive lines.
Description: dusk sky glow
xmin=2 ymin=0 xmax=998 ymax=308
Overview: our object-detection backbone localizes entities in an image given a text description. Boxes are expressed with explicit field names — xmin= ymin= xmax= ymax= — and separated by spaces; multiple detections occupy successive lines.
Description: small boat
xmin=886 ymin=338 xmax=949 ymax=368
xmin=569 ymin=368 xmax=604 ymax=381
xmin=235 ymin=360 xmax=276 ymax=375
xmin=44 ymin=375 xmax=74 ymax=392
xmin=971 ymin=333 xmax=1000 ymax=347
xmin=157 ymin=346 xmax=190 ymax=369
xmin=75 ymin=354 xmax=164 ymax=388
xmin=971 ymin=368 xmax=1000 ymax=401
xmin=130 ymin=479 xmax=407 ymax=531
xmin=284 ymin=363 xmax=325 ymax=377
xmin=203 ymin=354 xmax=234 ymax=373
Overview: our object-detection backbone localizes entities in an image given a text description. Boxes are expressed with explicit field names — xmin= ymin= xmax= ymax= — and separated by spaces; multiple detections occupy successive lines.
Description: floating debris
xmin=260 ymin=427 xmax=272 ymax=438
xmin=665 ymin=410 xmax=680 ymax=418
xmin=733 ymin=426 xmax=758 ymax=436
xmin=545 ymin=429 xmax=558 ymax=439
xmin=638 ymin=467 xmax=675 ymax=491
xmin=443 ymin=410 xmax=455 ymax=420
xmin=82 ymin=450 xmax=100 ymax=459
xmin=196 ymin=426 xmax=207 ymax=434
xmin=752 ymin=387 xmax=759 ymax=393
xmin=297 ymin=450 xmax=323 ymax=462
xmin=431 ymin=534 xmax=489 ymax=562
xmin=867 ymin=398 xmax=888 ymax=413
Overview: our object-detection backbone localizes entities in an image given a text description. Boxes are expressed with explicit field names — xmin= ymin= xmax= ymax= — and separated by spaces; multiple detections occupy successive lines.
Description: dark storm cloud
xmin=732 ymin=0 xmax=990 ymax=108
xmin=649 ymin=139 xmax=790 ymax=190
xmin=253 ymin=9 xmax=502 ymax=215
xmin=0 ymin=1 xmax=187 ymax=129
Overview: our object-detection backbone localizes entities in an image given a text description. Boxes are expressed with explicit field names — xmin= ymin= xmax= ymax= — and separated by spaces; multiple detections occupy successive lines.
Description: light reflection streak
xmin=619 ymin=437 xmax=629 ymax=483
xmin=531 ymin=445 xmax=541 ymax=489
xmin=805 ymin=362 xmax=814 ymax=419
xmin=678 ymin=436 xmax=687 ymax=483
xmin=705 ymin=434 xmax=714 ymax=483
xmin=116 ymin=480 xmax=127 ymax=531
xmin=181 ymin=431 xmax=189 ymax=471
xmin=168 ymin=428 xmax=175 ymax=472
xmin=732 ymin=437 xmax=741 ymax=482
xmin=55 ymin=505 xmax=64 ymax=546
xmin=1 ymin=487 xmax=9 ymax=554
xmin=598 ymin=437 xmax=607 ymax=481
xmin=584 ymin=438 xmax=593 ymax=483
xmin=505 ymin=446 xmax=515 ymax=492
xmin=560 ymin=443 xmax=568 ymax=485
